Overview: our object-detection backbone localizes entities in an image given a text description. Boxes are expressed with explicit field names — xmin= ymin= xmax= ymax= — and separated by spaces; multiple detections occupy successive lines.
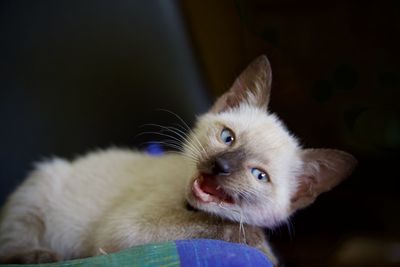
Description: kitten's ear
xmin=290 ymin=149 xmax=357 ymax=212
xmin=211 ymin=55 xmax=272 ymax=113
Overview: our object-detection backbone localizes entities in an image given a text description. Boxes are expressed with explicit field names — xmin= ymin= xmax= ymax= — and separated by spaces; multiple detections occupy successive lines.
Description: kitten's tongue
xmin=200 ymin=175 xmax=231 ymax=201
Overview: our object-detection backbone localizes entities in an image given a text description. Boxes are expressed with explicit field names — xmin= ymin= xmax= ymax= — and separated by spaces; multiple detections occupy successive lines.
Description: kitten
xmin=0 ymin=55 xmax=356 ymax=265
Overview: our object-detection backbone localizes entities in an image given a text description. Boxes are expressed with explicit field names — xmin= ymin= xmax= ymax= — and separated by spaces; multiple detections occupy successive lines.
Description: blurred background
xmin=0 ymin=0 xmax=399 ymax=266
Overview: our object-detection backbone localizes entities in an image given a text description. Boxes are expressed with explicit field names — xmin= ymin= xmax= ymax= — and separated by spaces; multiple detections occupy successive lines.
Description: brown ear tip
xmin=337 ymin=150 xmax=358 ymax=176
xmin=252 ymin=55 xmax=272 ymax=84
xmin=340 ymin=150 xmax=357 ymax=165
xmin=255 ymin=55 xmax=271 ymax=67
xmin=349 ymin=154 xmax=358 ymax=172
xmin=349 ymin=153 xmax=358 ymax=167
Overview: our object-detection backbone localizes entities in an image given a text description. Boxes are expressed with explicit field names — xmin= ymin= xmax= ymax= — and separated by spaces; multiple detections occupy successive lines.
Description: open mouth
xmin=192 ymin=174 xmax=234 ymax=204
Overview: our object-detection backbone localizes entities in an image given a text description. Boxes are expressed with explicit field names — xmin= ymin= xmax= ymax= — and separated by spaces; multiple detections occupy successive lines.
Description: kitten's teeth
xmin=216 ymin=186 xmax=221 ymax=190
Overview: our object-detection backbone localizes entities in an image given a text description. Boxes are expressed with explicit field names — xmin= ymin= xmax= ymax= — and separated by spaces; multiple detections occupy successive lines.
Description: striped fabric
xmin=0 ymin=239 xmax=273 ymax=267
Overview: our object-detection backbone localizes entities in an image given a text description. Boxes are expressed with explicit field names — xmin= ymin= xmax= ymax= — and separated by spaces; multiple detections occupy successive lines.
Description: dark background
xmin=1 ymin=1 xmax=399 ymax=266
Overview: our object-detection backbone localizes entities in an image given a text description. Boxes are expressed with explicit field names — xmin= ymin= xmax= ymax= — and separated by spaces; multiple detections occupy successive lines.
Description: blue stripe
xmin=175 ymin=239 xmax=273 ymax=267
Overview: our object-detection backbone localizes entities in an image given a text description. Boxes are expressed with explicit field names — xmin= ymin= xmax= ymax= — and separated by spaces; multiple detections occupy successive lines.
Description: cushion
xmin=0 ymin=239 xmax=273 ymax=267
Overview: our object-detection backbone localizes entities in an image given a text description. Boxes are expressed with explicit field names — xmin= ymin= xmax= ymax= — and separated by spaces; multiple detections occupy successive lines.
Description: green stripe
xmin=1 ymin=241 xmax=180 ymax=267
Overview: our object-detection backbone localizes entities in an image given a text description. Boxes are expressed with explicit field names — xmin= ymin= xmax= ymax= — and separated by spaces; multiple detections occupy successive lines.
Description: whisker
xmin=155 ymin=109 xmax=208 ymax=157
xmin=165 ymin=127 xmax=203 ymax=157
xmin=171 ymin=122 xmax=207 ymax=156
xmin=159 ymin=144 xmax=198 ymax=162
xmin=140 ymin=124 xmax=203 ymax=159
xmin=239 ymin=210 xmax=247 ymax=244
xmin=137 ymin=139 xmax=198 ymax=163
xmin=135 ymin=131 xmax=182 ymax=144
xmin=285 ymin=218 xmax=295 ymax=241
xmin=156 ymin=108 xmax=191 ymax=131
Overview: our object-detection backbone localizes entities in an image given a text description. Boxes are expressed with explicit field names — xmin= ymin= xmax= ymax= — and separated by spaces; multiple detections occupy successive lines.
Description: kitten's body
xmin=0 ymin=56 xmax=356 ymax=265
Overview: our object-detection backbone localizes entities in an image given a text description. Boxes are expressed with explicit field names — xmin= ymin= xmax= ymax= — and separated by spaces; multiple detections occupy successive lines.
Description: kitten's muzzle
xmin=201 ymin=149 xmax=246 ymax=177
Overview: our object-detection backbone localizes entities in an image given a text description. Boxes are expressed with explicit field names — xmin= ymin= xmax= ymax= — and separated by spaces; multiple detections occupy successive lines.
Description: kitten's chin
xmin=189 ymin=174 xmax=235 ymax=207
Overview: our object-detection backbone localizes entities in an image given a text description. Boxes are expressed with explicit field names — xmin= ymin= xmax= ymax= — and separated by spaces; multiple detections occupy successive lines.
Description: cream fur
xmin=0 ymin=55 xmax=355 ymax=265
xmin=186 ymin=104 xmax=302 ymax=227
xmin=0 ymin=105 xmax=300 ymax=264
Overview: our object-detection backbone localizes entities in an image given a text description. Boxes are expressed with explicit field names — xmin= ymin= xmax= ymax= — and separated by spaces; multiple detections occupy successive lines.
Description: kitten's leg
xmin=1 ymin=249 xmax=60 ymax=264
xmin=0 ymin=203 xmax=60 ymax=263
xmin=0 ymin=164 xmax=63 ymax=263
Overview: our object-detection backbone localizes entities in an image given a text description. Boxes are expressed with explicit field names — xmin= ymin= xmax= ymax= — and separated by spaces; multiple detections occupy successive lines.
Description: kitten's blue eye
xmin=251 ymin=168 xmax=269 ymax=182
xmin=220 ymin=128 xmax=235 ymax=145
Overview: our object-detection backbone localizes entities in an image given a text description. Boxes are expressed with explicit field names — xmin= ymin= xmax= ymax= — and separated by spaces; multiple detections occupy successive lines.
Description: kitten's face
xmin=185 ymin=105 xmax=301 ymax=227
xmin=184 ymin=55 xmax=356 ymax=228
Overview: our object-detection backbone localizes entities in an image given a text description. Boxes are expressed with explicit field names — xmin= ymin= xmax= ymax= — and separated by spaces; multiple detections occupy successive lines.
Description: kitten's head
xmin=184 ymin=55 xmax=356 ymax=228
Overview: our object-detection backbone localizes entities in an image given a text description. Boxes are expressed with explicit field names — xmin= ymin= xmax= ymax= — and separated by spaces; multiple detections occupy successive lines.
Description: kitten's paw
xmin=1 ymin=249 xmax=60 ymax=264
